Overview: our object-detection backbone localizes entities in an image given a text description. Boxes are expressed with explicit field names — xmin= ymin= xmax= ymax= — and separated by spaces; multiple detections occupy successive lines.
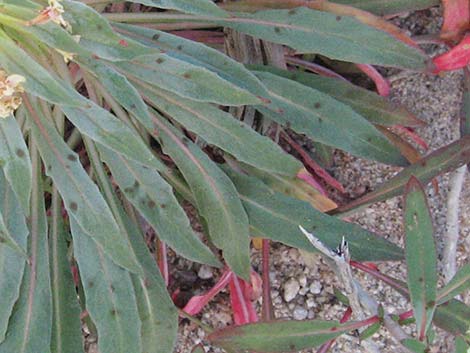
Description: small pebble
xmin=283 ymin=278 xmax=300 ymax=302
xmin=197 ymin=265 xmax=213 ymax=279
xmin=309 ymin=280 xmax=322 ymax=294
xmin=293 ymin=306 xmax=308 ymax=320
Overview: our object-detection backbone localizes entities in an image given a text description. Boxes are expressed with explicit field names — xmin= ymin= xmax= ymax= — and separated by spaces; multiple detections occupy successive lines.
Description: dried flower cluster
xmin=0 ymin=70 xmax=25 ymax=118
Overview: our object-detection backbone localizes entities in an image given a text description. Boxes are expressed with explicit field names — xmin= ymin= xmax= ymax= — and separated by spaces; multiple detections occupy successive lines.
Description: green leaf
xmin=85 ymin=139 xmax=178 ymax=353
xmin=138 ymin=83 xmax=301 ymax=176
xmin=335 ymin=136 xmax=470 ymax=215
xmin=401 ymin=338 xmax=427 ymax=353
xmin=155 ymin=115 xmax=251 ymax=280
xmin=71 ymin=220 xmax=142 ymax=353
xmin=25 ymin=97 xmax=142 ymax=275
xmin=253 ymin=71 xmax=408 ymax=166
xmin=115 ymin=54 xmax=261 ymax=106
xmin=404 ymin=177 xmax=437 ymax=340
xmin=359 ymin=322 xmax=381 ymax=340
xmin=126 ymin=218 xmax=178 ymax=353
xmin=250 ymin=65 xmax=423 ymax=127
xmin=62 ymin=0 xmax=154 ymax=61
xmin=0 ymin=115 xmax=31 ymax=214
xmin=437 ymin=264 xmax=470 ymax=305
xmin=219 ymin=7 xmax=427 ymax=69
xmin=113 ymin=23 xmax=268 ymax=98
xmin=0 ymin=210 xmax=28 ymax=258
xmin=331 ymin=0 xmax=439 ymax=16
xmin=209 ymin=319 xmax=367 ymax=352
xmin=455 ymin=337 xmax=470 ymax=353
xmin=0 ymin=172 xmax=28 ymax=342
xmin=61 ymin=99 xmax=162 ymax=170
xmin=0 ymin=4 xmax=85 ymax=57
xmin=98 ymin=145 xmax=220 ymax=267
xmin=125 ymin=0 xmax=228 ymax=17
xmin=434 ymin=299 xmax=470 ymax=336
xmin=49 ymin=198 xmax=83 ymax=353
xmin=0 ymin=147 xmax=52 ymax=353
xmin=227 ymin=170 xmax=403 ymax=261
xmin=0 ymin=30 xmax=83 ymax=106
xmin=77 ymin=57 xmax=155 ymax=133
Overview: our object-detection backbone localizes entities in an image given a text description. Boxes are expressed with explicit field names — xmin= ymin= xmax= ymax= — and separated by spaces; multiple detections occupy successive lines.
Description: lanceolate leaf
xmin=437 ymin=264 xmax=470 ymax=305
xmin=331 ymin=0 xmax=439 ymax=15
xmin=0 ymin=172 xmax=28 ymax=342
xmin=126 ymin=218 xmax=178 ymax=353
xmin=227 ymin=170 xmax=403 ymax=261
xmin=71 ymin=220 xmax=142 ymax=353
xmin=24 ymin=97 xmax=142 ymax=274
xmin=404 ymin=177 xmax=437 ymax=340
xmin=0 ymin=115 xmax=32 ymax=214
xmin=86 ymin=141 xmax=177 ymax=353
xmin=0 ymin=30 xmax=83 ymax=107
xmin=61 ymin=100 xmax=161 ymax=171
xmin=113 ymin=23 xmax=268 ymax=98
xmin=155 ymin=115 xmax=251 ymax=280
xmin=335 ymin=136 xmax=470 ymax=215
xmin=115 ymin=54 xmax=261 ymax=106
xmin=254 ymin=71 xmax=408 ymax=166
xmin=209 ymin=319 xmax=372 ymax=352
xmin=125 ymin=0 xmax=228 ymax=17
xmin=433 ymin=299 xmax=470 ymax=336
xmin=139 ymin=83 xmax=301 ymax=176
xmin=49 ymin=195 xmax=83 ymax=353
xmin=250 ymin=66 xmax=423 ymax=127
xmin=98 ymin=145 xmax=220 ymax=267
xmin=219 ymin=7 xmax=427 ymax=69
xmin=0 ymin=148 xmax=51 ymax=353
xmin=0 ymin=210 xmax=28 ymax=258
xmin=62 ymin=0 xmax=155 ymax=61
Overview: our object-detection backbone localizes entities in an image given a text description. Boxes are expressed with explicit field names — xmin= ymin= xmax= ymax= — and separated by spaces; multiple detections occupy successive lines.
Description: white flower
xmin=0 ymin=70 xmax=26 ymax=118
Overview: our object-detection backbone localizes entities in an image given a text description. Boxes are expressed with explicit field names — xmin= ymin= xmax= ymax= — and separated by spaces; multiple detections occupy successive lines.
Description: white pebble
xmin=283 ymin=278 xmax=300 ymax=302
xmin=198 ymin=265 xmax=213 ymax=279
xmin=293 ymin=306 xmax=308 ymax=320
xmin=309 ymin=280 xmax=322 ymax=294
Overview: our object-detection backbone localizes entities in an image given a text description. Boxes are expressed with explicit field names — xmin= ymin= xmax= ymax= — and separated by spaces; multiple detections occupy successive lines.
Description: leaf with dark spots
xmin=404 ymin=177 xmax=437 ymax=340
xmin=24 ymin=97 xmax=142 ymax=275
xmin=208 ymin=318 xmax=375 ymax=352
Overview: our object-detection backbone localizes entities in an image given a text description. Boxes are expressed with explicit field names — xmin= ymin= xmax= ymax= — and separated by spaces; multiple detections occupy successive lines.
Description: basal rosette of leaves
xmin=0 ymin=0 xmax=469 ymax=353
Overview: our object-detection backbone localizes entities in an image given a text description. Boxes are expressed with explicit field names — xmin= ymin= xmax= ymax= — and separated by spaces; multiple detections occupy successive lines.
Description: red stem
xmin=157 ymin=239 xmax=169 ymax=286
xmin=261 ymin=239 xmax=274 ymax=321
xmin=350 ymin=261 xmax=409 ymax=297
xmin=286 ymin=56 xmax=349 ymax=81
xmin=282 ymin=132 xmax=345 ymax=193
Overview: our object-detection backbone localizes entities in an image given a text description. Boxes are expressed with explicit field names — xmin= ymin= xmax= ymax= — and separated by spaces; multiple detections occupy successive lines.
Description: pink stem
xmin=350 ymin=261 xmax=408 ymax=297
xmin=183 ymin=269 xmax=233 ymax=315
xmin=356 ymin=63 xmax=390 ymax=97
xmin=394 ymin=125 xmax=429 ymax=150
xmin=157 ymin=239 xmax=169 ymax=287
xmin=282 ymin=132 xmax=345 ymax=193
xmin=286 ymin=56 xmax=349 ymax=81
